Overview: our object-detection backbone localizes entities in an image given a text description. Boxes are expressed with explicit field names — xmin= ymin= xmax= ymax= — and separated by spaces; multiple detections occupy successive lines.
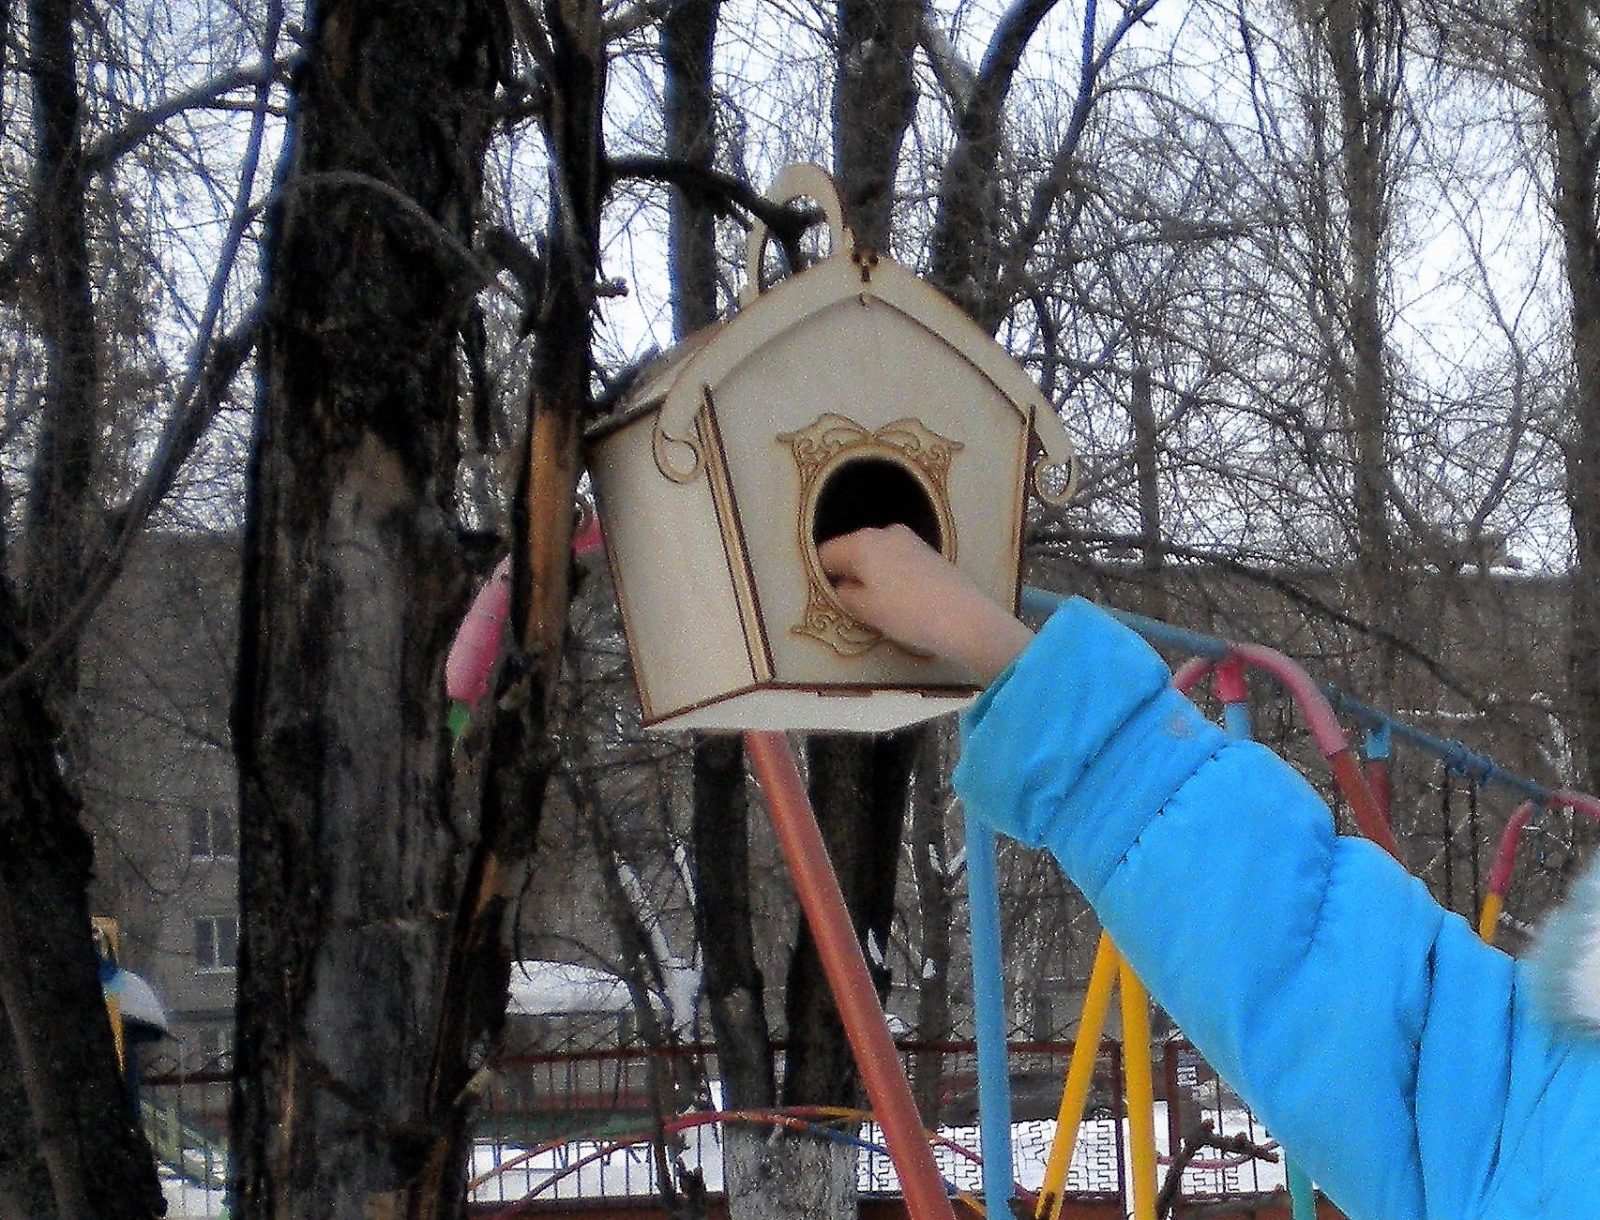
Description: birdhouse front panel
xmin=709 ymin=292 xmax=1030 ymax=692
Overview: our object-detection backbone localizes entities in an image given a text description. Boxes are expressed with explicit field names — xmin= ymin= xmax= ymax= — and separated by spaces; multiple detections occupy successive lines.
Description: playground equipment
xmin=584 ymin=163 xmax=1076 ymax=733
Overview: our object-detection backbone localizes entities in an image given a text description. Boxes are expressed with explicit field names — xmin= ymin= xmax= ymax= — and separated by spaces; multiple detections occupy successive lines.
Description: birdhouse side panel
xmin=709 ymin=295 xmax=1030 ymax=688
xmin=586 ymin=414 xmax=761 ymax=724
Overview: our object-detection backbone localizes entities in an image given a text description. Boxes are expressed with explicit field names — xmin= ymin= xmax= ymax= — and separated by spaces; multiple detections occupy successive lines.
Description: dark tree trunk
xmin=659 ymin=7 xmax=786 ymax=1209
xmin=690 ymin=742 xmax=773 ymax=1108
xmin=754 ymin=10 xmax=925 ymax=1213
xmin=1527 ymin=0 xmax=1600 ymax=790
xmin=22 ymin=0 xmax=98 ymax=650
xmin=664 ymin=0 xmax=723 ymax=339
xmin=0 ymin=593 xmax=163 ymax=1220
xmin=230 ymin=3 xmax=499 ymax=1217
xmin=782 ymin=730 xmax=919 ymax=1107
xmin=0 ymin=1014 xmax=54 ymax=1218
xmin=832 ymin=0 xmax=920 ymax=251
xmin=0 ymin=2 xmax=164 ymax=1216
xmin=1320 ymin=0 xmax=1404 ymax=702
xmin=927 ymin=0 xmax=1058 ymax=329
xmin=1128 ymin=364 xmax=1169 ymax=623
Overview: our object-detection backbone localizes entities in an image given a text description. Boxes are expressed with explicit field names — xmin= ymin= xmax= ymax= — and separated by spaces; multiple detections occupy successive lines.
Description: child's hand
xmin=816 ymin=525 xmax=1035 ymax=685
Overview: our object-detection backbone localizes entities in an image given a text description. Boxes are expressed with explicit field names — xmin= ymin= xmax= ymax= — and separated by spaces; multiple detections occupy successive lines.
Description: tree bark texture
xmin=21 ymin=0 xmax=99 ymax=657
xmin=660 ymin=7 xmax=788 ymax=1208
xmin=755 ymin=14 xmax=926 ymax=1214
xmin=907 ymin=729 xmax=956 ymax=1125
xmin=231 ymin=3 xmax=499 ymax=1216
xmin=1527 ymin=0 xmax=1600 ymax=790
xmin=689 ymin=741 xmax=771 ymax=1101
xmin=927 ymin=0 xmax=1059 ymax=329
xmin=784 ymin=731 xmax=918 ymax=1108
xmin=0 ymin=1014 xmax=55 ymax=1219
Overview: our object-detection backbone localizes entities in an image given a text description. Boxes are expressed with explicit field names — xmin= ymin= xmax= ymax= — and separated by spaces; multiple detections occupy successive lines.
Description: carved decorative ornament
xmin=779 ymin=413 xmax=960 ymax=656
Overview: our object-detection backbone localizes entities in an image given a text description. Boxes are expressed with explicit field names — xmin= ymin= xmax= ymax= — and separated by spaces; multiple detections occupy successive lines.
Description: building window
xmin=194 ymin=915 xmax=238 ymax=972
xmin=189 ymin=808 xmax=236 ymax=860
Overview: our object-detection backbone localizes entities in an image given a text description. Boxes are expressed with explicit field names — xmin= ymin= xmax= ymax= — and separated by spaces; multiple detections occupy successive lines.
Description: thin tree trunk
xmin=908 ymin=730 xmax=955 ymax=1125
xmin=1527 ymin=0 xmax=1600 ymax=790
xmin=833 ymin=0 xmax=920 ymax=251
xmin=783 ymin=731 xmax=918 ymax=1098
xmin=416 ymin=4 xmax=607 ymax=1216
xmin=22 ymin=0 xmax=98 ymax=651
xmin=0 ymin=2 xmax=164 ymax=1216
xmin=659 ymin=4 xmax=787 ymax=1209
xmin=1129 ymin=364 xmax=1169 ymax=624
xmin=765 ymin=10 xmax=924 ymax=1214
xmin=230 ymin=4 xmax=498 ymax=1217
xmin=1316 ymin=0 xmax=1404 ymax=701
xmin=0 ymin=591 xmax=163 ymax=1220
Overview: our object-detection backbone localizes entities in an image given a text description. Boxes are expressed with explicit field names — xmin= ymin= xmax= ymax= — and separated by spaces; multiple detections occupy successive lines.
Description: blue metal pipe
xmin=965 ymin=818 xmax=1015 ymax=1213
xmin=1223 ymin=702 xmax=1253 ymax=740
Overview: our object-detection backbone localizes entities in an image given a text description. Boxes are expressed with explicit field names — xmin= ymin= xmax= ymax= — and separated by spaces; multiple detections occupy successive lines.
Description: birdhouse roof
xmin=593 ymin=248 xmax=1075 ymax=505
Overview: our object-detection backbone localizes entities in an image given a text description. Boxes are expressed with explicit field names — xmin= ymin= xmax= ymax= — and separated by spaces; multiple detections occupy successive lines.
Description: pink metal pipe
xmin=743 ymin=730 xmax=957 ymax=1220
xmin=1172 ymin=658 xmax=1213 ymax=696
xmin=1481 ymin=794 xmax=1600 ymax=945
xmin=1229 ymin=643 xmax=1350 ymax=759
xmin=1487 ymin=793 xmax=1600 ymax=898
xmin=1551 ymin=790 xmax=1600 ymax=822
xmin=1486 ymin=802 xmax=1538 ymax=900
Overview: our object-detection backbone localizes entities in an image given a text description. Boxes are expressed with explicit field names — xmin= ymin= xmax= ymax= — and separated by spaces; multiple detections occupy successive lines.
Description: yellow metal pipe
xmin=1035 ymin=933 xmax=1120 ymax=1220
xmin=1478 ymin=891 xmax=1504 ymax=945
xmin=1119 ymin=960 xmax=1158 ymax=1220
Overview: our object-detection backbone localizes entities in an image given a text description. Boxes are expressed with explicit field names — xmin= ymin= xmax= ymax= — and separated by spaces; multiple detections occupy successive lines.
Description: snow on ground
xmin=164 ymin=1105 xmax=1288 ymax=1219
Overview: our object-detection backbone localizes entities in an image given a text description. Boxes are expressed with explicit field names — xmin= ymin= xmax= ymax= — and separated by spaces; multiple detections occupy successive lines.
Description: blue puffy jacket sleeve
xmin=952 ymin=600 xmax=1600 ymax=1220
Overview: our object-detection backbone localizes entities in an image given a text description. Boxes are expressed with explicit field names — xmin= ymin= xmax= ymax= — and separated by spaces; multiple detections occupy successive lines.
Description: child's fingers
xmin=817 ymin=532 xmax=867 ymax=582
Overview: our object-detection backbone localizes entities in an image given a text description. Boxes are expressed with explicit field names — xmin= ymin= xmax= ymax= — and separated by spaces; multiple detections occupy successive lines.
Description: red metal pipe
xmin=1171 ymin=649 xmax=1399 ymax=858
xmin=1362 ymin=759 xmax=1393 ymax=829
xmin=1323 ymin=749 xmax=1403 ymax=859
xmin=1229 ymin=644 xmax=1349 ymax=759
xmin=743 ymin=730 xmax=957 ymax=1220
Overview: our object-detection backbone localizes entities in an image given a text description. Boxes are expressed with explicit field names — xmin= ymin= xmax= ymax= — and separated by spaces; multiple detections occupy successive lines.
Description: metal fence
xmin=146 ymin=1039 xmax=1286 ymax=1217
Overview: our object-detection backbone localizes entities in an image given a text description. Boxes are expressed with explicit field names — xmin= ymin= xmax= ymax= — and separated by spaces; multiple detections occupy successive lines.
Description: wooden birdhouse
xmin=586 ymin=164 xmax=1076 ymax=733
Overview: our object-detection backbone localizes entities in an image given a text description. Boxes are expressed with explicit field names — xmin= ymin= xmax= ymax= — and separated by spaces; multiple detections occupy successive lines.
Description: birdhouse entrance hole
xmin=811 ymin=456 xmax=945 ymax=554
